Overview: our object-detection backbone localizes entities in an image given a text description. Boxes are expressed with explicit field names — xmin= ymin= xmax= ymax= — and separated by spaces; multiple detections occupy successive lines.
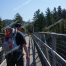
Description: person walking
xmin=14 ymin=23 xmax=30 ymax=66
xmin=2 ymin=25 xmax=29 ymax=66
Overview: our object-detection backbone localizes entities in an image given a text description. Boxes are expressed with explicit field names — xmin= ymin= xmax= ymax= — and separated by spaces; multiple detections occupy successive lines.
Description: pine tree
xmin=57 ymin=6 xmax=62 ymax=20
xmin=46 ymin=8 xmax=52 ymax=26
xmin=62 ymin=9 xmax=66 ymax=19
xmin=14 ymin=13 xmax=23 ymax=25
xmin=53 ymin=7 xmax=58 ymax=22
xmin=33 ymin=9 xmax=46 ymax=32
xmin=0 ymin=18 xmax=5 ymax=32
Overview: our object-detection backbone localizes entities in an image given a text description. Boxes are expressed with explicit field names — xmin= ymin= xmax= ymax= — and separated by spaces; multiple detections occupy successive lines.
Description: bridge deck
xmin=0 ymin=35 xmax=42 ymax=66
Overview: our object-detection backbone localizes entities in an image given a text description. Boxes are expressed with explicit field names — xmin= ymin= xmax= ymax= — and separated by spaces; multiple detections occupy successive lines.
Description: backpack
xmin=2 ymin=33 xmax=20 ymax=56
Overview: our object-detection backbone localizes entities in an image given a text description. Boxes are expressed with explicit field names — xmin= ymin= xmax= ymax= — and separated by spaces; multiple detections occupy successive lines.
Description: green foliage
xmin=32 ymin=6 xmax=66 ymax=33
xmin=57 ymin=6 xmax=62 ymax=20
xmin=33 ymin=9 xmax=46 ymax=32
xmin=62 ymin=9 xmax=66 ymax=19
xmin=46 ymin=8 xmax=52 ymax=26
xmin=25 ymin=23 xmax=33 ymax=33
xmin=1 ymin=6 xmax=66 ymax=33
xmin=33 ymin=9 xmax=40 ymax=21
xmin=0 ymin=18 xmax=5 ymax=32
xmin=52 ymin=7 xmax=58 ymax=22
xmin=63 ymin=19 xmax=66 ymax=33
xmin=14 ymin=13 xmax=23 ymax=25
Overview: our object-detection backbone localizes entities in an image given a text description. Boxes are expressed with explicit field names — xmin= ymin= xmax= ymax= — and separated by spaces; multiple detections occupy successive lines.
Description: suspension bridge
xmin=0 ymin=32 xmax=66 ymax=66
xmin=0 ymin=19 xmax=66 ymax=66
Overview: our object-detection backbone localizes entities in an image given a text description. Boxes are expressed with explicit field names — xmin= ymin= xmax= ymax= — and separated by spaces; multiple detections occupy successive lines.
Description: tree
xmin=14 ymin=13 xmax=23 ymax=25
xmin=57 ymin=6 xmax=62 ymax=20
xmin=25 ymin=23 xmax=33 ymax=33
xmin=0 ymin=18 xmax=5 ymax=32
xmin=62 ymin=9 xmax=66 ymax=19
xmin=33 ymin=9 xmax=40 ymax=21
xmin=33 ymin=9 xmax=46 ymax=32
xmin=53 ymin=7 xmax=58 ymax=22
xmin=46 ymin=8 xmax=52 ymax=26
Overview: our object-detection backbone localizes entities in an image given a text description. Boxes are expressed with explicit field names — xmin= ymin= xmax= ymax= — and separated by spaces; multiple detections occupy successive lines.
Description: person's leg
xmin=16 ymin=56 xmax=24 ymax=66
xmin=6 ymin=54 xmax=15 ymax=66
xmin=6 ymin=59 xmax=15 ymax=66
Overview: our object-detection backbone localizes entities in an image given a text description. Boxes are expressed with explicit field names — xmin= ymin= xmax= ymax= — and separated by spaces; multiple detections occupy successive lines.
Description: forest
xmin=0 ymin=6 xmax=66 ymax=33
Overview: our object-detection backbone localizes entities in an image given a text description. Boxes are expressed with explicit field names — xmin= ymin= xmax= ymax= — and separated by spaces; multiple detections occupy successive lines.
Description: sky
xmin=0 ymin=0 xmax=66 ymax=21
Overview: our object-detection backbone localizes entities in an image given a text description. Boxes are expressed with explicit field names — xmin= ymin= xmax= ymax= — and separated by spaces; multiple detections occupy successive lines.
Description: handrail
xmin=0 ymin=47 xmax=3 ymax=64
xmin=38 ymin=32 xmax=66 ymax=36
xmin=33 ymin=34 xmax=66 ymax=66
xmin=34 ymin=40 xmax=51 ymax=66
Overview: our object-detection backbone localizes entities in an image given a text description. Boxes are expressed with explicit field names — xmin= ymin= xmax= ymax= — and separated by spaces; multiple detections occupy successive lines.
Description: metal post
xmin=51 ymin=34 xmax=56 ymax=66
xmin=31 ymin=36 xmax=36 ymax=66
xmin=44 ymin=34 xmax=50 ymax=64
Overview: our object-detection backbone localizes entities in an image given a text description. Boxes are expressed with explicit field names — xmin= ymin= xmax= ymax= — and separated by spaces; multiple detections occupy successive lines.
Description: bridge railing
xmin=32 ymin=32 xmax=66 ymax=66
xmin=0 ymin=47 xmax=3 ymax=63
xmin=0 ymin=33 xmax=5 ymax=64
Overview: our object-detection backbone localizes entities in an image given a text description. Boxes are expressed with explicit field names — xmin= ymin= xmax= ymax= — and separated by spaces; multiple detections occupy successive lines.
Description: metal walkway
xmin=0 ymin=32 xmax=66 ymax=66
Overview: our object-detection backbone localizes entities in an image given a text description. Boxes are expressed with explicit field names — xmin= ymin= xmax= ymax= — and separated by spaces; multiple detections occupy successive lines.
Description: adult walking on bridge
xmin=14 ymin=23 xmax=30 ymax=66
xmin=2 ymin=24 xmax=29 ymax=66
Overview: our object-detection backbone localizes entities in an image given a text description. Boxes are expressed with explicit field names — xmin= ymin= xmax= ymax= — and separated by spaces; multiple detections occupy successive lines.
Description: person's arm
xmin=19 ymin=32 xmax=29 ymax=59
xmin=23 ymin=44 xmax=29 ymax=59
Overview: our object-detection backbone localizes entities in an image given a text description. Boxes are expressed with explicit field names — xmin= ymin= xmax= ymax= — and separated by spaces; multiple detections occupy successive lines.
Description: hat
xmin=5 ymin=26 xmax=11 ymax=30
xmin=5 ymin=27 xmax=12 ymax=32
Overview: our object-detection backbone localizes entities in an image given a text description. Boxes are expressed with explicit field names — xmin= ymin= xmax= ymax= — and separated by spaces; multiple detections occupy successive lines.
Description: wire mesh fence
xmin=32 ymin=32 xmax=66 ymax=66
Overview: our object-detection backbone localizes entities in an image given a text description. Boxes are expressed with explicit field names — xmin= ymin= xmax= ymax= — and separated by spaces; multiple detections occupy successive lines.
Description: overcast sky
xmin=0 ymin=0 xmax=66 ymax=21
